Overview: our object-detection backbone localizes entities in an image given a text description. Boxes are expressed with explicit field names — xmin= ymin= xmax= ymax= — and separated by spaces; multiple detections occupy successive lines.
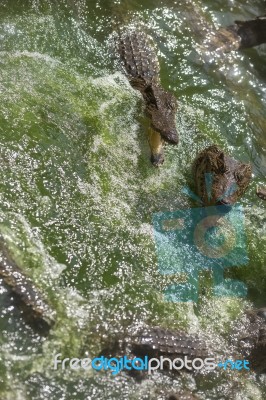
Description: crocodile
xmin=116 ymin=29 xmax=178 ymax=166
xmin=0 ymin=237 xmax=55 ymax=335
xmin=125 ymin=326 xmax=208 ymax=360
xmin=99 ymin=309 xmax=266 ymax=379
xmin=193 ymin=145 xmax=252 ymax=206
xmin=99 ymin=325 xmax=209 ymax=379
xmin=204 ymin=16 xmax=266 ymax=52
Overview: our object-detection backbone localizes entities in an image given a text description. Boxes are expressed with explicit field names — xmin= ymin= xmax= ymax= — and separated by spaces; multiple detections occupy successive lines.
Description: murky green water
xmin=0 ymin=0 xmax=265 ymax=399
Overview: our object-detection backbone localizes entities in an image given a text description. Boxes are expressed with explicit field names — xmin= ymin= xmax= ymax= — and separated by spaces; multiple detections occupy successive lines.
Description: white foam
xmin=0 ymin=50 xmax=61 ymax=66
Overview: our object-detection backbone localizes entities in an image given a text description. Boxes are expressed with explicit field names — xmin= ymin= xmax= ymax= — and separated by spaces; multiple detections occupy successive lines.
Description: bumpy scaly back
xmin=116 ymin=30 xmax=160 ymax=91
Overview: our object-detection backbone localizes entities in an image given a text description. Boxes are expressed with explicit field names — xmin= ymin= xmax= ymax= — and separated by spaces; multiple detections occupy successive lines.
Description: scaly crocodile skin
xmin=100 ymin=325 xmax=209 ymax=369
xmin=129 ymin=326 xmax=208 ymax=359
xmin=193 ymin=145 xmax=251 ymax=206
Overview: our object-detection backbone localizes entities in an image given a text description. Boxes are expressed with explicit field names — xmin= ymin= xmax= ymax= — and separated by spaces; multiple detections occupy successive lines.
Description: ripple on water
xmin=0 ymin=1 xmax=265 ymax=399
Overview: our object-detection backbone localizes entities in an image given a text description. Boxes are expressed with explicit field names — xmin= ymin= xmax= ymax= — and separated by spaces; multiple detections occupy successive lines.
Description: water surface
xmin=0 ymin=0 xmax=265 ymax=399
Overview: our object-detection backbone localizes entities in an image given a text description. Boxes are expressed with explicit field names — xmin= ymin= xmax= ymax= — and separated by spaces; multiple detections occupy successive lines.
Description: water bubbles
xmin=0 ymin=0 xmax=265 ymax=399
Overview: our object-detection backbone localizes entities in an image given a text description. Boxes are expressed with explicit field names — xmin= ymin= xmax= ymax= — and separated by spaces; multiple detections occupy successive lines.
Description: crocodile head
xmin=143 ymin=84 xmax=178 ymax=145
xmin=193 ymin=145 xmax=252 ymax=206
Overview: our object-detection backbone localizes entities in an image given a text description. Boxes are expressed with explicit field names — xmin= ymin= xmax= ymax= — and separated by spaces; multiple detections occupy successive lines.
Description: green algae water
xmin=0 ymin=0 xmax=265 ymax=399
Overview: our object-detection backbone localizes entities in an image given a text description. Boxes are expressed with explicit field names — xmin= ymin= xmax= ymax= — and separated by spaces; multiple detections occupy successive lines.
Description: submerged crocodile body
xmin=125 ymin=326 xmax=208 ymax=360
xmin=100 ymin=325 xmax=209 ymax=377
xmin=116 ymin=30 xmax=178 ymax=165
xmin=0 ymin=237 xmax=54 ymax=335
xmin=205 ymin=16 xmax=266 ymax=52
xmin=100 ymin=309 xmax=266 ymax=378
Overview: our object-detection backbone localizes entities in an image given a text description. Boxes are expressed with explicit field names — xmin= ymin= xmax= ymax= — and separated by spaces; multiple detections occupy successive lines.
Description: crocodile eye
xmin=234 ymin=164 xmax=251 ymax=182
xmin=234 ymin=171 xmax=241 ymax=182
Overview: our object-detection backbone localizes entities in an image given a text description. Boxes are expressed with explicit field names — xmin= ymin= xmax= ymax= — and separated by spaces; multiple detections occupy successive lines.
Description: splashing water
xmin=0 ymin=1 xmax=265 ymax=399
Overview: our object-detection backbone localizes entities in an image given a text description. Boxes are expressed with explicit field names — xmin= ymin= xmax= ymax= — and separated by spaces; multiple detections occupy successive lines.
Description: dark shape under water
xmin=99 ymin=325 xmax=208 ymax=379
xmin=0 ymin=237 xmax=55 ymax=336
xmin=239 ymin=308 xmax=266 ymax=374
xmin=206 ymin=16 xmax=266 ymax=52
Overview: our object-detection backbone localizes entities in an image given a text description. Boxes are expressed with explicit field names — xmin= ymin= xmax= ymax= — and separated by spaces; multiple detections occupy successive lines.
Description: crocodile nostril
xmin=150 ymin=153 xmax=164 ymax=167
